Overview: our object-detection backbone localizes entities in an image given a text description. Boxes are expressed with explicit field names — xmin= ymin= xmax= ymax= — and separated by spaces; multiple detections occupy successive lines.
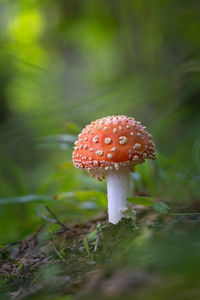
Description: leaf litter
xmin=0 ymin=203 xmax=200 ymax=299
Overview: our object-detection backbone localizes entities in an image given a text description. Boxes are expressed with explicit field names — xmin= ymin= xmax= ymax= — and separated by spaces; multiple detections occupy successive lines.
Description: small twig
xmin=170 ymin=212 xmax=200 ymax=216
xmin=22 ymin=256 xmax=52 ymax=271
xmin=2 ymin=241 xmax=21 ymax=247
xmin=2 ymin=251 xmax=24 ymax=270
xmin=94 ymin=227 xmax=100 ymax=252
xmin=45 ymin=206 xmax=69 ymax=231
xmin=0 ymin=241 xmax=21 ymax=253
xmin=0 ymin=241 xmax=21 ymax=254
xmin=35 ymin=224 xmax=45 ymax=235
xmin=36 ymin=211 xmax=61 ymax=225
xmin=94 ymin=234 xmax=100 ymax=252
xmin=1 ymin=226 xmax=44 ymax=254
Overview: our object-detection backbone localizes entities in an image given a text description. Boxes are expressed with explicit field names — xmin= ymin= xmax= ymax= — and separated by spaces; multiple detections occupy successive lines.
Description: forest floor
xmin=0 ymin=204 xmax=200 ymax=300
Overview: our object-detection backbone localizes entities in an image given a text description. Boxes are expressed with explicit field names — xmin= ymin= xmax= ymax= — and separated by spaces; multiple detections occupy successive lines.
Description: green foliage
xmin=87 ymin=223 xmax=107 ymax=242
xmin=153 ymin=202 xmax=170 ymax=214
xmin=127 ymin=196 xmax=170 ymax=215
xmin=83 ymin=237 xmax=91 ymax=256
xmin=127 ymin=196 xmax=154 ymax=206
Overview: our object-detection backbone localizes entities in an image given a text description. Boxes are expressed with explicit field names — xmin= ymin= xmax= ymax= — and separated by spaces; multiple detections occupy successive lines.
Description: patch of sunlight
xmin=6 ymin=8 xmax=50 ymax=112
xmin=8 ymin=9 xmax=43 ymax=43
xmin=7 ymin=8 xmax=48 ymax=66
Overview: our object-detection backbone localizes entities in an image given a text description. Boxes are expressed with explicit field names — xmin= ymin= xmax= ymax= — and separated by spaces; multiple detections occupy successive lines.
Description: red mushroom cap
xmin=72 ymin=115 xmax=155 ymax=178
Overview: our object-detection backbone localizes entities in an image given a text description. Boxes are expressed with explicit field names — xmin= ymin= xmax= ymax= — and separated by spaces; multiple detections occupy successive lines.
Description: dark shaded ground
xmin=0 ymin=204 xmax=200 ymax=300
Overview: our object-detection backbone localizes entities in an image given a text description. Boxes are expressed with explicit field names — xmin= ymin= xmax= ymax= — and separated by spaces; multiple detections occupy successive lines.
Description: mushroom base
xmin=107 ymin=165 xmax=136 ymax=224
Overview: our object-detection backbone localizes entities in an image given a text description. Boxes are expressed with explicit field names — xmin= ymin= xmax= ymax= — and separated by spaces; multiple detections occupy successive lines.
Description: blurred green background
xmin=0 ymin=0 xmax=200 ymax=243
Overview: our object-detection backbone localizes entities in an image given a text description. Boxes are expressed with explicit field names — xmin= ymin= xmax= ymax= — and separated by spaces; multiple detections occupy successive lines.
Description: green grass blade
xmin=0 ymin=194 xmax=53 ymax=204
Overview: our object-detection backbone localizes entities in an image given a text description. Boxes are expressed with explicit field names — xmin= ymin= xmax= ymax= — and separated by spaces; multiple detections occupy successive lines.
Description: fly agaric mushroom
xmin=72 ymin=115 xmax=156 ymax=224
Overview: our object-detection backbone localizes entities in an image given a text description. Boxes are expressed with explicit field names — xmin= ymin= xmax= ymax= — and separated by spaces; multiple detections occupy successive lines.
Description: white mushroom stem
xmin=107 ymin=165 xmax=136 ymax=224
